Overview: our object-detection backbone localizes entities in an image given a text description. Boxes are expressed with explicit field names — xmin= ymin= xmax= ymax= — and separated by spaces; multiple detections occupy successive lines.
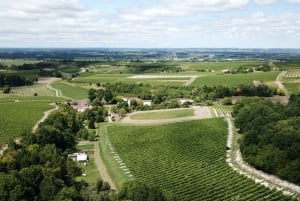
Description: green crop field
xmin=282 ymin=77 xmax=300 ymax=94
xmin=182 ymin=61 xmax=266 ymax=71
xmin=51 ymin=81 xmax=89 ymax=99
xmin=191 ymin=71 xmax=279 ymax=87
xmin=0 ymin=59 xmax=39 ymax=66
xmin=59 ymin=66 xmax=80 ymax=73
xmin=0 ymin=95 xmax=65 ymax=103
xmin=104 ymin=119 xmax=295 ymax=201
xmin=130 ymin=109 xmax=194 ymax=120
xmin=0 ymin=101 xmax=54 ymax=144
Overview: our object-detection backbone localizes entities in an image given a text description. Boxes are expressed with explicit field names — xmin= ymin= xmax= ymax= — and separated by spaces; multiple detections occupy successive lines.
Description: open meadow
xmin=101 ymin=119 xmax=295 ymax=201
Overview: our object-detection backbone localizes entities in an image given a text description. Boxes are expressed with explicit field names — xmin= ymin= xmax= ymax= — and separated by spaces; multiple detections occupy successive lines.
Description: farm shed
xmin=68 ymin=152 xmax=88 ymax=162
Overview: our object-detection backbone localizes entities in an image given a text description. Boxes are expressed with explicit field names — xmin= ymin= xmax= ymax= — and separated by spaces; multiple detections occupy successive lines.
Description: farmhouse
xmin=122 ymin=97 xmax=152 ymax=106
xmin=68 ymin=152 xmax=88 ymax=162
xmin=142 ymin=100 xmax=152 ymax=106
xmin=72 ymin=100 xmax=91 ymax=112
xmin=178 ymin=98 xmax=194 ymax=105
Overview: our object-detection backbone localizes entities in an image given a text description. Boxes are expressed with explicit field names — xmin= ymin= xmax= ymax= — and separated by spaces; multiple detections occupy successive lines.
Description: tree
xmin=3 ymin=85 xmax=11 ymax=93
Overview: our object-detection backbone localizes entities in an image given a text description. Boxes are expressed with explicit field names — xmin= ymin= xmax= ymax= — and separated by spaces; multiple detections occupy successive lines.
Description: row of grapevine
xmin=11 ymin=84 xmax=56 ymax=96
xmin=285 ymin=71 xmax=300 ymax=78
xmin=106 ymin=119 xmax=297 ymax=201
xmin=213 ymin=107 xmax=232 ymax=117
xmin=103 ymin=130 xmax=134 ymax=179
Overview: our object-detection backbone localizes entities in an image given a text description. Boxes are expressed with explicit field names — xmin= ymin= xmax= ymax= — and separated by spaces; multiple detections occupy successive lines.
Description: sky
xmin=0 ymin=0 xmax=300 ymax=48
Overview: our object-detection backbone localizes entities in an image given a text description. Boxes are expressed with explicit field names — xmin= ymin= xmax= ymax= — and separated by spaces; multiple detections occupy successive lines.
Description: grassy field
xmin=0 ymin=95 xmax=65 ymax=103
xmin=191 ymin=71 xmax=279 ymax=87
xmin=0 ymin=59 xmax=39 ymax=66
xmin=130 ymin=109 xmax=194 ymax=120
xmin=74 ymin=73 xmax=131 ymax=84
xmin=0 ymin=101 xmax=54 ymax=144
xmin=51 ymin=81 xmax=89 ymax=99
xmin=98 ymin=124 xmax=129 ymax=189
xmin=59 ymin=67 xmax=80 ymax=73
xmin=105 ymin=119 xmax=295 ymax=201
xmin=282 ymin=77 xmax=300 ymax=94
xmin=75 ymin=143 xmax=100 ymax=184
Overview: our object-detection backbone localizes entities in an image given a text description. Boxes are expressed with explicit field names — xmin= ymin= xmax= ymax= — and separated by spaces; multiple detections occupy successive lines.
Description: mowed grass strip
xmin=107 ymin=119 xmax=295 ymax=201
xmin=191 ymin=71 xmax=279 ymax=87
xmin=75 ymin=143 xmax=100 ymax=184
xmin=0 ymin=101 xmax=53 ymax=144
xmin=51 ymin=81 xmax=89 ymax=99
xmin=74 ymin=73 xmax=131 ymax=84
xmin=130 ymin=109 xmax=195 ymax=120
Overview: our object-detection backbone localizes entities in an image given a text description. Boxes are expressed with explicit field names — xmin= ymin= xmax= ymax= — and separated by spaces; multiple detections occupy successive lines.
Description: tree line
xmin=233 ymin=94 xmax=300 ymax=185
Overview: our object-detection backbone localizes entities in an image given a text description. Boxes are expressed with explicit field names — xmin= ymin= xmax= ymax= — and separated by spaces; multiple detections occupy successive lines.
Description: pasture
xmin=104 ymin=119 xmax=295 ymax=200
xmin=0 ymin=101 xmax=54 ymax=144
xmin=130 ymin=108 xmax=195 ymax=120
xmin=51 ymin=81 xmax=89 ymax=99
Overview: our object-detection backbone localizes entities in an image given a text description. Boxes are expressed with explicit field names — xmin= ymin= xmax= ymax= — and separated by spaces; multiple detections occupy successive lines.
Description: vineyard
xmin=213 ymin=106 xmax=232 ymax=117
xmin=285 ymin=70 xmax=300 ymax=78
xmin=11 ymin=84 xmax=56 ymax=96
xmin=191 ymin=71 xmax=279 ymax=87
xmin=0 ymin=101 xmax=54 ymax=144
xmin=106 ymin=119 xmax=295 ymax=201
xmin=51 ymin=81 xmax=89 ymax=99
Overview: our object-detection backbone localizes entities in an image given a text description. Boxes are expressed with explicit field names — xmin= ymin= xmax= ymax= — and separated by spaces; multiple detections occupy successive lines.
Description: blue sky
xmin=0 ymin=0 xmax=299 ymax=48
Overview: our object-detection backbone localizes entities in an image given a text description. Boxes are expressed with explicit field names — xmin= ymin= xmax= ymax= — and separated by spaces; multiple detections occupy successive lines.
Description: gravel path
xmin=226 ymin=117 xmax=300 ymax=198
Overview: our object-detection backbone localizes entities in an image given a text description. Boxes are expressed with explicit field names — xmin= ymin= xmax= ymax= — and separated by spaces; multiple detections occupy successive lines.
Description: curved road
xmin=226 ymin=117 xmax=300 ymax=197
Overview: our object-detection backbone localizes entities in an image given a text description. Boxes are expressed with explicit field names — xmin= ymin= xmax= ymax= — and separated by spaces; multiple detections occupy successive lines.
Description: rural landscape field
xmin=0 ymin=50 xmax=299 ymax=201
xmin=1 ymin=0 xmax=300 ymax=200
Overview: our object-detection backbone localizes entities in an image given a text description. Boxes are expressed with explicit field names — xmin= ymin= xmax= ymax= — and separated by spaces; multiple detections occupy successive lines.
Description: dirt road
xmin=275 ymin=71 xmax=289 ymax=103
xmin=32 ymin=103 xmax=59 ymax=132
xmin=226 ymin=117 xmax=300 ymax=197
xmin=94 ymin=140 xmax=117 ymax=190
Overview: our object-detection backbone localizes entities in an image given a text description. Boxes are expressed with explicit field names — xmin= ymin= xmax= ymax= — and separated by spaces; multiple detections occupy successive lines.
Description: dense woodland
xmin=0 ymin=105 xmax=173 ymax=201
xmin=233 ymin=94 xmax=300 ymax=185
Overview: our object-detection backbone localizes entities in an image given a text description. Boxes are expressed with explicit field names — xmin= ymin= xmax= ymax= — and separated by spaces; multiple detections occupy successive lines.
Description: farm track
xmin=94 ymin=139 xmax=117 ymax=190
xmin=226 ymin=117 xmax=300 ymax=198
xmin=275 ymin=71 xmax=289 ymax=102
xmin=32 ymin=103 xmax=59 ymax=132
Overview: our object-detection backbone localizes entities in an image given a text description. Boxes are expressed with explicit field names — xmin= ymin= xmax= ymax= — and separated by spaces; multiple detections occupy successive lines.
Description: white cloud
xmin=120 ymin=0 xmax=249 ymax=21
xmin=254 ymin=0 xmax=277 ymax=5
xmin=286 ymin=0 xmax=300 ymax=3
